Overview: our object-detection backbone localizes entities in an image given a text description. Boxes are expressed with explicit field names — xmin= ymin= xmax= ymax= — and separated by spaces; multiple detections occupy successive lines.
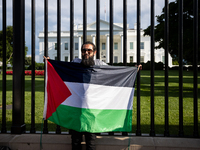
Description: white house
xmin=38 ymin=20 xmax=172 ymax=67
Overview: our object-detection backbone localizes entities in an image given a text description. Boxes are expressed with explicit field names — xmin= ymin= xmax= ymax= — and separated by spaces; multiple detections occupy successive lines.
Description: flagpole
xmin=43 ymin=60 xmax=48 ymax=120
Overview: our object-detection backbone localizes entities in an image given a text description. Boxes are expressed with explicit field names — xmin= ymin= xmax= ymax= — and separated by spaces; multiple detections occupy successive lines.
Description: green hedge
xmin=26 ymin=62 xmax=44 ymax=70
xmin=109 ymin=61 xmax=164 ymax=70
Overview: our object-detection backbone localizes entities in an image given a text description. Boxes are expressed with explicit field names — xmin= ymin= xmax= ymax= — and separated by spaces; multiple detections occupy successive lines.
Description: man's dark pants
xmin=71 ymin=130 xmax=96 ymax=150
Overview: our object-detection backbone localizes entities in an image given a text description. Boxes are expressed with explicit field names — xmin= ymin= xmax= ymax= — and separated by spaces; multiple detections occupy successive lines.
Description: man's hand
xmin=136 ymin=64 xmax=142 ymax=72
xmin=43 ymin=56 xmax=50 ymax=62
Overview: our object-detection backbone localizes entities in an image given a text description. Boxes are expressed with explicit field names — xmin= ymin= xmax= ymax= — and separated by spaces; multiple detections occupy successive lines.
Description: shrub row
xmin=25 ymin=63 xmax=44 ymax=70
xmin=169 ymin=66 xmax=200 ymax=71
xmin=109 ymin=61 xmax=200 ymax=71
xmin=0 ymin=62 xmax=44 ymax=70
xmin=3 ymin=61 xmax=200 ymax=71
xmin=6 ymin=70 xmax=44 ymax=75
xmin=109 ymin=61 xmax=164 ymax=70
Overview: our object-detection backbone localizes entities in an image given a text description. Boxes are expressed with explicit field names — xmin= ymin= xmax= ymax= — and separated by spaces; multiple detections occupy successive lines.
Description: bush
xmin=36 ymin=63 xmax=44 ymax=70
xmin=170 ymin=66 xmax=179 ymax=70
xmin=183 ymin=66 xmax=188 ymax=71
xmin=169 ymin=66 xmax=196 ymax=71
xmin=6 ymin=70 xmax=44 ymax=75
xmin=155 ymin=62 xmax=164 ymax=70
xmin=108 ymin=61 xmax=164 ymax=70
xmin=6 ymin=71 xmax=13 ymax=75
xmin=25 ymin=66 xmax=29 ymax=70
xmin=110 ymin=62 xmax=136 ymax=66
xmin=35 ymin=70 xmax=44 ymax=75
xmin=28 ymin=62 xmax=44 ymax=70
xmin=127 ymin=63 xmax=136 ymax=66
xmin=142 ymin=61 xmax=151 ymax=70
xmin=6 ymin=67 xmax=12 ymax=69
xmin=187 ymin=66 xmax=193 ymax=71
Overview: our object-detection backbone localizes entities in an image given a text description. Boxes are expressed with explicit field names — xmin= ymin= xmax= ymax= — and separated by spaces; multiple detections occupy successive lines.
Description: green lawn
xmin=0 ymin=70 xmax=200 ymax=136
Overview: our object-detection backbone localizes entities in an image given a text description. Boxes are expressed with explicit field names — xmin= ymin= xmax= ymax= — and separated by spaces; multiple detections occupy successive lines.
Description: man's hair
xmin=81 ymin=41 xmax=96 ymax=52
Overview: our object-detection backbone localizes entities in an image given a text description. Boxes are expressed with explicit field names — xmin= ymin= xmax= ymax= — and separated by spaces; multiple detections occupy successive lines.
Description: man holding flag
xmin=71 ymin=41 xmax=107 ymax=150
xmin=43 ymin=41 xmax=141 ymax=150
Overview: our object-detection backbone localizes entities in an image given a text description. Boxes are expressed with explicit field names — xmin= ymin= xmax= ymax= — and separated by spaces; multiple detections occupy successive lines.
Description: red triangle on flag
xmin=46 ymin=60 xmax=72 ymax=119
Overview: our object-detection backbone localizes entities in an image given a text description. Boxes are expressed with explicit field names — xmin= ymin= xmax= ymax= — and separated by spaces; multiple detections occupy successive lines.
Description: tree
xmin=0 ymin=26 xmax=28 ymax=65
xmin=25 ymin=56 xmax=32 ymax=66
xmin=143 ymin=0 xmax=200 ymax=65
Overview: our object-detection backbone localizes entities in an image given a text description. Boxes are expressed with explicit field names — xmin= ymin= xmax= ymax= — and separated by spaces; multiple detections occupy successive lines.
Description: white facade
xmin=38 ymin=20 xmax=172 ymax=67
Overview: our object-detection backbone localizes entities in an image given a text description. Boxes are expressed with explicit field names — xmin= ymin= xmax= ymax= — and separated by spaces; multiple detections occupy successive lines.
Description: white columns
xmin=91 ymin=34 xmax=96 ymax=45
xmin=78 ymin=35 xmax=82 ymax=58
xmin=91 ymin=35 xmax=96 ymax=60
xmin=120 ymin=34 xmax=123 ymax=63
xmin=60 ymin=43 xmax=63 ymax=61
xmin=106 ymin=34 xmax=109 ymax=63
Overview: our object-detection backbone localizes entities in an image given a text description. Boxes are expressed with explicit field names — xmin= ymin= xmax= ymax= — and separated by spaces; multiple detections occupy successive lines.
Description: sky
xmin=0 ymin=0 xmax=175 ymax=62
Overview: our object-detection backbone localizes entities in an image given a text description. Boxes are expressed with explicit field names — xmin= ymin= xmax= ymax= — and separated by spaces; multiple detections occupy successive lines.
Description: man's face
xmin=81 ymin=44 xmax=96 ymax=60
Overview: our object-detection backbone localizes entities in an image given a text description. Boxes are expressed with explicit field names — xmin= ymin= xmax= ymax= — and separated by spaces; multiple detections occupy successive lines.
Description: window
xmin=140 ymin=42 xmax=144 ymax=49
xmin=75 ymin=43 xmax=78 ymax=50
xmin=65 ymin=56 xmax=68 ymax=62
xmin=130 ymin=56 xmax=133 ymax=63
xmin=55 ymin=43 xmax=57 ymax=50
xmin=65 ymin=43 xmax=68 ymax=50
xmin=140 ymin=56 xmax=144 ymax=63
xmin=55 ymin=56 xmax=57 ymax=60
xmin=162 ymin=56 xmax=165 ymax=64
xmin=114 ymin=43 xmax=118 ymax=50
xmin=102 ymin=43 xmax=105 ymax=50
xmin=114 ymin=56 xmax=118 ymax=63
xmin=130 ymin=42 xmax=133 ymax=49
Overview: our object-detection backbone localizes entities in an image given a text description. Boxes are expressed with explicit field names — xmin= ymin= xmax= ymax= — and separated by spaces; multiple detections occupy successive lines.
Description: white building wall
xmin=38 ymin=20 xmax=173 ymax=67
xmin=61 ymin=38 xmax=70 ymax=61
xmin=100 ymin=39 xmax=107 ymax=62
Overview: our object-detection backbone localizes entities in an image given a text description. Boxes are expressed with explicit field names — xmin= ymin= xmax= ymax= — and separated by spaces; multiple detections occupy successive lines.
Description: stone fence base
xmin=0 ymin=134 xmax=200 ymax=150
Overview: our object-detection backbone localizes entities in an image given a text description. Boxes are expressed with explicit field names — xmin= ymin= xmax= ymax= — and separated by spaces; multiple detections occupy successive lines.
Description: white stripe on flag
xmin=62 ymin=82 xmax=135 ymax=110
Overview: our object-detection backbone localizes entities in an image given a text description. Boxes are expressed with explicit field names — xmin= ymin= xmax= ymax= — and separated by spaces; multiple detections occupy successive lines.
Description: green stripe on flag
xmin=48 ymin=104 xmax=132 ymax=133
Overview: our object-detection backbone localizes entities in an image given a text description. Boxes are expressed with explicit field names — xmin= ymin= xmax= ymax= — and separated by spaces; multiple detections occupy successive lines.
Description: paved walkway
xmin=0 ymin=134 xmax=200 ymax=150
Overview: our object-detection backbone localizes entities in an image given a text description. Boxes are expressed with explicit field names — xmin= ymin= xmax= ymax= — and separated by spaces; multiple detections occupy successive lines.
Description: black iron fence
xmin=1 ymin=0 xmax=199 ymax=138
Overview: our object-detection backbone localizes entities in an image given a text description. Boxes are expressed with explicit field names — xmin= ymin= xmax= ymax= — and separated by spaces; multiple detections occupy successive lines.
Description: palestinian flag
xmin=43 ymin=59 xmax=138 ymax=133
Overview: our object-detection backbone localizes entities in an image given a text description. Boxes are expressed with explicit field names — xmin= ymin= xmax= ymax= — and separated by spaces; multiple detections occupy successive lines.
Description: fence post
xmin=1 ymin=0 xmax=7 ymax=133
xmin=109 ymin=0 xmax=114 ymax=135
xmin=178 ymin=0 xmax=184 ymax=137
xmin=150 ymin=0 xmax=155 ymax=137
xmin=30 ymin=0 xmax=36 ymax=133
xmin=164 ymin=0 xmax=170 ymax=137
xmin=122 ymin=0 xmax=128 ymax=136
xmin=11 ymin=0 xmax=26 ymax=134
xmin=193 ymin=0 xmax=199 ymax=138
xmin=83 ymin=0 xmax=87 ymax=43
xmin=109 ymin=0 xmax=113 ymax=65
xmin=136 ymin=0 xmax=141 ymax=136
xmin=56 ymin=0 xmax=61 ymax=134
xmin=43 ymin=0 xmax=49 ymax=134
xmin=96 ymin=0 xmax=100 ymax=59
xmin=70 ymin=0 xmax=74 ymax=61
xmin=123 ymin=0 xmax=127 ymax=66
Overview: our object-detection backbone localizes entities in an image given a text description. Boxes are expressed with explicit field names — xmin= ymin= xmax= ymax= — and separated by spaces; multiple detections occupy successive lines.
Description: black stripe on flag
xmin=48 ymin=59 xmax=137 ymax=88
